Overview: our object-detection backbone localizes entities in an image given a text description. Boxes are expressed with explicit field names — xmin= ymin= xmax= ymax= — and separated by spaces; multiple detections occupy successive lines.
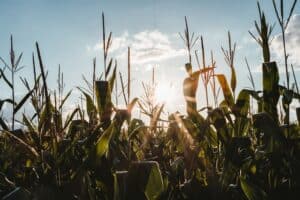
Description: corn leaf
xmin=253 ymin=112 xmax=287 ymax=152
xmin=95 ymin=81 xmax=111 ymax=118
xmin=105 ymin=58 xmax=113 ymax=78
xmin=0 ymin=69 xmax=13 ymax=89
xmin=262 ymin=62 xmax=279 ymax=121
xmin=63 ymin=108 xmax=80 ymax=131
xmin=150 ymin=104 xmax=164 ymax=131
xmin=233 ymin=89 xmax=251 ymax=117
xmin=127 ymin=97 xmax=139 ymax=113
xmin=4 ymin=130 xmax=39 ymax=157
xmin=108 ymin=64 xmax=117 ymax=93
xmin=58 ymin=90 xmax=72 ymax=110
xmin=23 ymin=114 xmax=36 ymax=133
xmin=230 ymin=66 xmax=237 ymax=94
xmin=216 ymin=74 xmax=234 ymax=108
xmin=0 ymin=99 xmax=14 ymax=111
xmin=240 ymin=176 xmax=267 ymax=200
xmin=208 ymin=108 xmax=231 ymax=145
xmin=14 ymin=89 xmax=34 ymax=114
xmin=145 ymin=162 xmax=164 ymax=200
xmin=79 ymin=88 xmax=97 ymax=121
xmin=96 ymin=121 xmax=116 ymax=158
xmin=0 ymin=117 xmax=9 ymax=130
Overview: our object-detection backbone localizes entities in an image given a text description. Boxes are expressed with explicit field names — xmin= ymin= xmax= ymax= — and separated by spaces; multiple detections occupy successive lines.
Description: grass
xmin=0 ymin=0 xmax=300 ymax=200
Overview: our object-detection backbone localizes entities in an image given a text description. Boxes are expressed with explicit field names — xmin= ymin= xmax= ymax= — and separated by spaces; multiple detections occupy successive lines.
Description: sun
xmin=154 ymin=82 xmax=177 ymax=105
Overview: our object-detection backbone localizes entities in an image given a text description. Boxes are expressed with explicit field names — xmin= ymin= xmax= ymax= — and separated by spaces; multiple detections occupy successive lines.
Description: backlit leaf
xmin=216 ymin=74 xmax=234 ymax=108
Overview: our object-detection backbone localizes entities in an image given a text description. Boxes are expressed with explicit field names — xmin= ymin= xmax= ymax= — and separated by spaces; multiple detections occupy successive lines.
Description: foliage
xmin=1 ymin=1 xmax=300 ymax=200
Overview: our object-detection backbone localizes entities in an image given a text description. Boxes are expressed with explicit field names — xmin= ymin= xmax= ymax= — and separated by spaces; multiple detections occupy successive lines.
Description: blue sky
xmin=0 ymin=0 xmax=300 ymax=119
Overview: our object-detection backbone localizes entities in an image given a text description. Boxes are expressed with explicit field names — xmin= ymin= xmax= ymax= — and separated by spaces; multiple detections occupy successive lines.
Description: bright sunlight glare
xmin=154 ymin=82 xmax=177 ymax=106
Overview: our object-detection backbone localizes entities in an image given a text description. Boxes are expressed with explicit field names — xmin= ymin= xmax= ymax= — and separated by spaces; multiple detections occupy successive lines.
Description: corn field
xmin=0 ymin=0 xmax=300 ymax=200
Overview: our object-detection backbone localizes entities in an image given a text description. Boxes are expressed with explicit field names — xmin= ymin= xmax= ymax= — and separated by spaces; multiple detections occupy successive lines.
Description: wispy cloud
xmin=271 ymin=14 xmax=300 ymax=70
xmin=93 ymin=31 xmax=129 ymax=52
xmin=89 ymin=30 xmax=185 ymax=65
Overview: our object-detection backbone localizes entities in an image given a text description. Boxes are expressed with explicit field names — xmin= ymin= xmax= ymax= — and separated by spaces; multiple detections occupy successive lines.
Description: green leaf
xmin=205 ymin=124 xmax=218 ymax=146
xmin=95 ymin=80 xmax=112 ymax=124
xmin=0 ymin=117 xmax=9 ymax=130
xmin=127 ymin=97 xmax=139 ymax=113
xmin=182 ymin=118 xmax=199 ymax=138
xmin=54 ymin=109 xmax=63 ymax=132
xmin=14 ymin=89 xmax=34 ymax=114
xmin=230 ymin=66 xmax=237 ymax=94
xmin=57 ymin=136 xmax=80 ymax=165
xmin=253 ymin=112 xmax=284 ymax=140
xmin=58 ymin=90 xmax=72 ymax=110
xmin=108 ymin=64 xmax=117 ymax=93
xmin=297 ymin=107 xmax=300 ymax=123
xmin=95 ymin=61 xmax=116 ymax=123
xmin=150 ymin=104 xmax=164 ymax=131
xmin=0 ymin=99 xmax=14 ymax=111
xmin=240 ymin=176 xmax=267 ymax=200
xmin=207 ymin=108 xmax=231 ymax=145
xmin=262 ymin=62 xmax=279 ymax=121
xmin=79 ymin=88 xmax=97 ymax=121
xmin=38 ymin=100 xmax=54 ymax=133
xmin=279 ymin=85 xmax=300 ymax=100
xmin=145 ymin=162 xmax=164 ymax=200
xmin=128 ymin=118 xmax=145 ymax=139
xmin=233 ymin=89 xmax=251 ymax=117
xmin=0 ymin=69 xmax=13 ymax=89
xmin=234 ymin=117 xmax=251 ymax=137
xmin=105 ymin=58 xmax=113 ymax=78
xmin=1 ymin=187 xmax=31 ymax=200
xmin=216 ymin=74 xmax=234 ymax=108
xmin=23 ymin=114 xmax=36 ymax=133
xmin=4 ymin=130 xmax=39 ymax=157
xmin=15 ymin=53 xmax=23 ymax=68
xmin=253 ymin=112 xmax=287 ymax=152
xmin=63 ymin=108 xmax=80 ymax=132
xmin=95 ymin=121 xmax=116 ymax=158
xmin=113 ymin=173 xmax=120 ymax=200
xmin=126 ymin=161 xmax=164 ymax=200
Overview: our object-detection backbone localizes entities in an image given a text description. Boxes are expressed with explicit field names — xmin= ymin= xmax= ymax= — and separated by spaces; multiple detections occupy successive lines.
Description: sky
xmin=0 ymin=0 xmax=300 ymax=121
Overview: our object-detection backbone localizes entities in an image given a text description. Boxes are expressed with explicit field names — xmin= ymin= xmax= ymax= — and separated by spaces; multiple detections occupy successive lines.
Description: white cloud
xmin=93 ymin=31 xmax=129 ymax=52
xmin=91 ymin=30 xmax=185 ymax=65
xmin=237 ymin=34 xmax=257 ymax=50
xmin=271 ymin=14 xmax=300 ymax=70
